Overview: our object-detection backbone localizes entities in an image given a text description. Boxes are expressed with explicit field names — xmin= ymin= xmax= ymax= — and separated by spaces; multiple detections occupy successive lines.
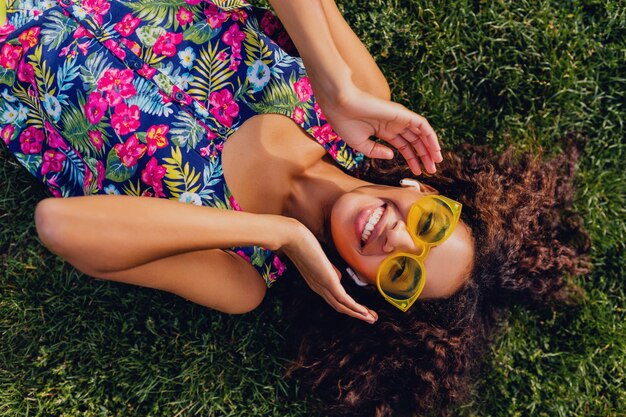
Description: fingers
xmin=410 ymin=115 xmax=442 ymax=164
xmin=324 ymin=273 xmax=377 ymax=324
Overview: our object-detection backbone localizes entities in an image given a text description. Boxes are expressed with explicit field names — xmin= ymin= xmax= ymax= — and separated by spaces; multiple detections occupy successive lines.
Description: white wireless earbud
xmin=400 ymin=178 xmax=421 ymax=190
xmin=346 ymin=268 xmax=370 ymax=287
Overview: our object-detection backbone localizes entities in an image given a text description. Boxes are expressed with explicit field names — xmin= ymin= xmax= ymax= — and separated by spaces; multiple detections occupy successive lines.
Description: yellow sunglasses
xmin=375 ymin=195 xmax=462 ymax=312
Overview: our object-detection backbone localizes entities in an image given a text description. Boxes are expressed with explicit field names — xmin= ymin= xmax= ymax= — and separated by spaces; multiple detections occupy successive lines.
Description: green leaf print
xmin=184 ymin=21 xmax=221 ymax=45
xmin=126 ymin=78 xmax=169 ymax=117
xmin=135 ymin=25 xmax=167 ymax=48
xmin=243 ymin=72 xmax=306 ymax=116
xmin=212 ymin=0 xmax=250 ymax=11
xmin=14 ymin=153 xmax=42 ymax=177
xmin=105 ymin=147 xmax=138 ymax=183
xmin=0 ymin=67 xmax=15 ymax=87
xmin=250 ymin=247 xmax=268 ymax=268
xmin=187 ymin=42 xmax=235 ymax=101
xmin=242 ymin=20 xmax=273 ymax=67
xmin=170 ymin=112 xmax=206 ymax=150
xmin=40 ymin=10 xmax=78 ymax=50
xmin=120 ymin=0 xmax=195 ymax=31
xmin=59 ymin=96 xmax=108 ymax=157
xmin=80 ymin=52 xmax=112 ymax=93
xmin=162 ymin=146 xmax=202 ymax=198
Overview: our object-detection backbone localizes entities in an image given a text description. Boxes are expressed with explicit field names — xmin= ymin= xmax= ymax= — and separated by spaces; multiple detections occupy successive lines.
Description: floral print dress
xmin=0 ymin=0 xmax=364 ymax=286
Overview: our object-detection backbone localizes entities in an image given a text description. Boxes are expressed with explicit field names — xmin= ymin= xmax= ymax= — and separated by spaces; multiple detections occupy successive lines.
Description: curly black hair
xmin=276 ymin=138 xmax=591 ymax=417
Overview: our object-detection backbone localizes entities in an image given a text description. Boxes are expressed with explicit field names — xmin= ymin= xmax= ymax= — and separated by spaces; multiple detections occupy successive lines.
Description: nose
xmin=382 ymin=220 xmax=418 ymax=254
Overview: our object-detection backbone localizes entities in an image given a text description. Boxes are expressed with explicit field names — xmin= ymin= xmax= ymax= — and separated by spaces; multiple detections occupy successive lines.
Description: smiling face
xmin=329 ymin=182 xmax=475 ymax=299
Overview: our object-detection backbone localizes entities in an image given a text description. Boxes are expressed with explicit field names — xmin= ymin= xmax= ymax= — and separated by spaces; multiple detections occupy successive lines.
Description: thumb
xmin=332 ymin=265 xmax=342 ymax=280
xmin=358 ymin=140 xmax=394 ymax=160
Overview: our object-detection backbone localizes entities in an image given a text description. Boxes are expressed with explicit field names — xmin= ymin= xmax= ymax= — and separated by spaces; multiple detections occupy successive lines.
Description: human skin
xmin=33 ymin=0 xmax=468 ymax=324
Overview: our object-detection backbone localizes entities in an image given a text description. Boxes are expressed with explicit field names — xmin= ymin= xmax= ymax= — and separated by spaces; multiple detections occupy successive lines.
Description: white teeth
xmin=361 ymin=205 xmax=384 ymax=245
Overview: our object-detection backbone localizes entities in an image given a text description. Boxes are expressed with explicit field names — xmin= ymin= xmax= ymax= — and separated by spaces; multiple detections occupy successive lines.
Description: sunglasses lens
xmin=408 ymin=198 xmax=456 ymax=244
xmin=378 ymin=256 xmax=424 ymax=301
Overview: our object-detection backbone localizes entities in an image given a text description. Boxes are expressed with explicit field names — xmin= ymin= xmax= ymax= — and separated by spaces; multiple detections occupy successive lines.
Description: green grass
xmin=1 ymin=0 xmax=625 ymax=415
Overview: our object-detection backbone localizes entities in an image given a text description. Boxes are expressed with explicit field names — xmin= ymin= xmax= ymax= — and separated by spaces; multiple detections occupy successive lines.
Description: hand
xmin=314 ymin=82 xmax=443 ymax=176
xmin=281 ymin=221 xmax=378 ymax=324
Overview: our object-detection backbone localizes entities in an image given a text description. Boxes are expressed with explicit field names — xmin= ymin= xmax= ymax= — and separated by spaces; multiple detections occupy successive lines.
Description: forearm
xmin=268 ymin=0 xmax=352 ymax=99
xmin=34 ymin=195 xmax=295 ymax=273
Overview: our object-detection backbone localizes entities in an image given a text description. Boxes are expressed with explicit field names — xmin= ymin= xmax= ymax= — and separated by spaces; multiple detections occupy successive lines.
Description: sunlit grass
xmin=1 ymin=0 xmax=624 ymax=415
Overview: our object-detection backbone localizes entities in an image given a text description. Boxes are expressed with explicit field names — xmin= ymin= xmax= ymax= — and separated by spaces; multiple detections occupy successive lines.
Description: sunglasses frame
xmin=375 ymin=195 xmax=463 ymax=312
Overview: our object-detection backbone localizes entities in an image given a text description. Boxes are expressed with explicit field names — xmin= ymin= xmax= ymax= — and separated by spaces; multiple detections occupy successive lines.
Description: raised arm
xmin=267 ymin=0 xmax=442 ymax=175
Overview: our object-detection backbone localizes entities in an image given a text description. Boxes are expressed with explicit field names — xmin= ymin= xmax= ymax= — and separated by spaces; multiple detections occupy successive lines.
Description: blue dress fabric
xmin=0 ymin=0 xmax=364 ymax=286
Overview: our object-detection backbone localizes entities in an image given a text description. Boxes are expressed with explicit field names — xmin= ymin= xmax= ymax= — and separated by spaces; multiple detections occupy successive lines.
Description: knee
xmin=34 ymin=198 xmax=65 ymax=254
xmin=228 ymin=279 xmax=267 ymax=315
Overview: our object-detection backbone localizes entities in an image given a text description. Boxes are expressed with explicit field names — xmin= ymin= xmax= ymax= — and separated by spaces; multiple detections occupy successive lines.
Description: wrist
xmin=264 ymin=215 xmax=306 ymax=253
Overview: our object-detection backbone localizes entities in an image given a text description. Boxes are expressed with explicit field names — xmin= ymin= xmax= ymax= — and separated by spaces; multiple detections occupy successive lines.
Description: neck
xmin=283 ymin=156 xmax=370 ymax=245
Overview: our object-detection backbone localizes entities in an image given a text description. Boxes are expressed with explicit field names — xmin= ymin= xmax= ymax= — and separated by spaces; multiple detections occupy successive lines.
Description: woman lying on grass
xmin=0 ymin=0 xmax=590 ymax=415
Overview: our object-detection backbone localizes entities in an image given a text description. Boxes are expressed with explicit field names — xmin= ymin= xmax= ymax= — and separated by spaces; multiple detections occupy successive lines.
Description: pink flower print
xmin=59 ymin=44 xmax=76 ymax=58
xmin=228 ymin=195 xmax=241 ymax=211
xmin=111 ymin=103 xmax=141 ymax=136
xmin=119 ymin=38 xmax=141 ymax=55
xmin=0 ymin=44 xmax=23 ymax=70
xmin=81 ymin=0 xmax=110 ymax=24
xmin=153 ymin=32 xmax=183 ymax=57
xmin=273 ymin=255 xmax=286 ymax=276
xmin=293 ymin=77 xmax=312 ymax=103
xmin=145 ymin=124 xmax=169 ymax=156
xmin=1 ymin=125 xmax=15 ymax=145
xmin=41 ymin=149 xmax=66 ymax=176
xmin=17 ymin=59 xmax=34 ymax=83
xmin=49 ymin=186 xmax=62 ymax=198
xmin=276 ymin=31 xmax=296 ymax=54
xmin=327 ymin=143 xmax=338 ymax=158
xmin=230 ymin=9 xmax=248 ymax=23
xmin=216 ymin=51 xmax=228 ymax=62
xmin=141 ymin=157 xmax=167 ymax=197
xmin=138 ymin=63 xmax=157 ymax=79
xmin=314 ymin=102 xmax=326 ymax=121
xmin=291 ymin=107 xmax=305 ymax=124
xmin=88 ymin=130 xmax=104 ymax=151
xmin=205 ymin=5 xmax=230 ymax=29
xmin=141 ymin=190 xmax=153 ymax=197
xmin=103 ymin=39 xmax=126 ymax=60
xmin=260 ymin=11 xmax=282 ymax=36
xmin=0 ymin=24 xmax=16 ymax=43
xmin=44 ymin=120 xmax=68 ymax=150
xmin=113 ymin=134 xmax=146 ymax=167
xmin=83 ymin=165 xmax=93 ymax=190
xmin=96 ymin=160 xmax=105 ymax=190
xmin=77 ymin=42 xmax=89 ymax=55
xmin=184 ymin=0 xmax=201 ymax=5
xmin=228 ymin=57 xmax=240 ymax=72
xmin=176 ymin=7 xmax=194 ymax=26
xmin=84 ymin=91 xmax=108 ymax=125
xmin=222 ymin=24 xmax=245 ymax=48
xmin=19 ymin=126 xmax=45 ymax=154
xmin=17 ymin=27 xmax=40 ymax=52
xmin=208 ymin=89 xmax=239 ymax=128
xmin=158 ymin=90 xmax=173 ymax=104
xmin=73 ymin=26 xmax=94 ymax=39
xmin=97 ymin=68 xmax=136 ymax=107
xmin=235 ymin=250 xmax=251 ymax=263
xmin=312 ymin=123 xmax=338 ymax=144
xmin=114 ymin=13 xmax=141 ymax=37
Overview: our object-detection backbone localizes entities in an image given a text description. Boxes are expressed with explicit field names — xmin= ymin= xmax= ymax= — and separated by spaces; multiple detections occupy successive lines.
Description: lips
xmin=355 ymin=202 xmax=387 ymax=249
